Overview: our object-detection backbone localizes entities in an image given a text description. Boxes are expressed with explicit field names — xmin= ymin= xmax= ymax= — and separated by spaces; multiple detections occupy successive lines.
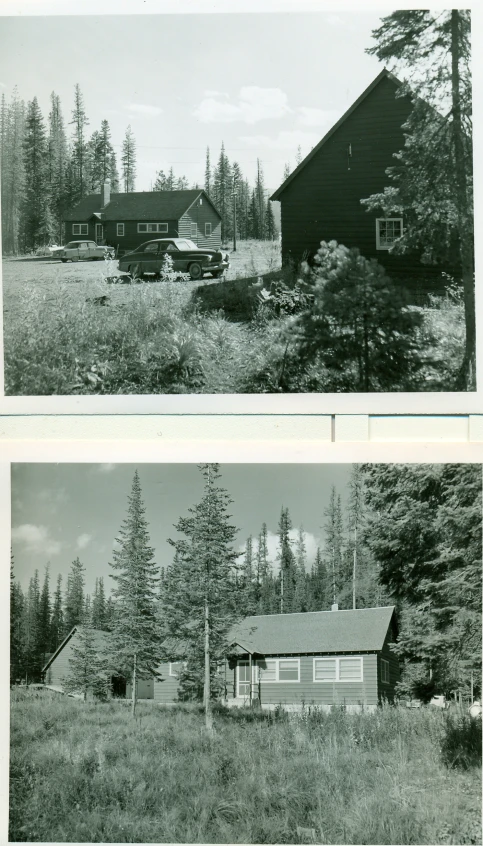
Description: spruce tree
xmin=121 ymin=125 xmax=136 ymax=192
xmin=109 ymin=471 xmax=160 ymax=717
xmin=64 ymin=557 xmax=85 ymax=634
xmin=24 ymin=571 xmax=41 ymax=683
xmin=48 ymin=92 xmax=68 ymax=243
xmin=92 ymin=577 xmax=107 ymax=630
xmin=265 ymin=199 xmax=277 ymax=241
xmin=50 ymin=574 xmax=64 ymax=651
xmin=62 ymin=609 xmax=110 ymax=701
xmin=1 ymin=88 xmax=26 ymax=254
xmin=204 ymin=146 xmax=211 ymax=197
xmin=22 ymin=97 xmax=52 ymax=251
xmin=294 ymin=526 xmax=308 ymax=612
xmin=364 ymin=10 xmax=474 ymax=389
xmin=277 ymin=507 xmax=296 ymax=613
xmin=10 ymin=554 xmax=23 ymax=684
xmin=164 ymin=464 xmax=239 ymax=730
xmin=69 ymin=83 xmax=89 ymax=201
xmin=213 ymin=142 xmax=232 ymax=242
xmin=309 ymin=547 xmax=329 ymax=611
xmin=38 ymin=565 xmax=52 ymax=668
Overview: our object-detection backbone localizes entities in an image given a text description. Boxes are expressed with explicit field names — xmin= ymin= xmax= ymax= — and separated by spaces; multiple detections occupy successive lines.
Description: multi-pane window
xmin=313 ymin=656 xmax=363 ymax=682
xmin=137 ymin=223 xmax=168 ymax=233
xmin=169 ymin=661 xmax=186 ymax=677
xmin=117 ymin=223 xmax=125 ymax=236
xmin=381 ymin=658 xmax=390 ymax=684
xmin=73 ymin=224 xmax=88 ymax=235
xmin=376 ymin=218 xmax=403 ymax=249
xmin=205 ymin=222 xmax=212 ymax=236
xmin=191 ymin=224 xmax=198 ymax=239
xmin=258 ymin=658 xmax=299 ymax=683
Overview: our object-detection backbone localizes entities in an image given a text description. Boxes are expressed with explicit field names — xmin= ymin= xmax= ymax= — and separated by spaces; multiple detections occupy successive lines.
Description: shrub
xmin=441 ymin=712 xmax=482 ymax=770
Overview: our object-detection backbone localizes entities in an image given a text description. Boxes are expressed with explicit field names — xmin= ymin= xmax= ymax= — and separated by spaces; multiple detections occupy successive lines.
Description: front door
xmin=237 ymin=661 xmax=259 ymax=699
xmin=95 ymin=223 xmax=103 ymax=244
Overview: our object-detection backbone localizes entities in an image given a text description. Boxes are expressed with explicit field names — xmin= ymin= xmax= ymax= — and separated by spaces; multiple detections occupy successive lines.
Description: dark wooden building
xmin=271 ymin=69 xmax=444 ymax=294
xmin=63 ymin=187 xmax=222 ymax=254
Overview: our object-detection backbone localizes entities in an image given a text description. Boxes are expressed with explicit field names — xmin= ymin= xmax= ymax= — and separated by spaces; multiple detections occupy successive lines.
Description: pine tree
xmin=62 ymin=609 xmax=110 ymax=701
xmin=109 ymin=150 xmax=120 ymax=191
xmin=293 ymin=526 xmax=308 ymax=612
xmin=69 ymin=83 xmax=89 ymax=201
xmin=21 ymin=97 xmax=52 ymax=251
xmin=109 ymin=471 xmax=160 ymax=717
xmin=64 ymin=557 xmax=85 ymax=634
xmin=255 ymin=158 xmax=266 ymax=239
xmin=265 ymin=199 xmax=277 ymax=241
xmin=323 ymin=487 xmax=345 ymax=606
xmin=153 ymin=169 xmax=167 ymax=190
xmin=38 ymin=565 xmax=52 ymax=668
xmin=121 ymin=125 xmax=136 ymax=192
xmin=10 ymin=553 xmax=23 ymax=684
xmin=277 ymin=507 xmax=297 ymax=613
xmin=92 ymin=577 xmax=107 ymax=629
xmin=283 ymin=162 xmax=291 ymax=181
xmin=295 ymin=145 xmax=302 ymax=166
xmin=213 ymin=142 xmax=232 ymax=242
xmin=47 ymin=92 xmax=68 ymax=243
xmin=248 ymin=189 xmax=260 ymax=240
xmin=204 ymin=146 xmax=211 ymax=197
xmin=364 ymin=10 xmax=474 ymax=389
xmin=1 ymin=88 xmax=26 ymax=254
xmin=24 ymin=570 xmax=41 ymax=683
xmin=240 ymin=535 xmax=257 ymax=615
xmin=50 ymin=574 xmax=64 ymax=651
xmin=164 ymin=464 xmax=239 ymax=730
xmin=308 ymin=547 xmax=329 ymax=611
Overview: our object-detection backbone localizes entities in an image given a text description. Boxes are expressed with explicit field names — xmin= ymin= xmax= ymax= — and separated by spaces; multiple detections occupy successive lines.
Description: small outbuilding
xmin=270 ymin=69 xmax=447 ymax=296
xmin=62 ymin=186 xmax=222 ymax=255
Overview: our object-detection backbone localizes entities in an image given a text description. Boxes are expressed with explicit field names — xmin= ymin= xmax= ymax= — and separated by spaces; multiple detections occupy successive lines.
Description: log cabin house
xmin=42 ymin=605 xmax=399 ymax=712
xmin=62 ymin=186 xmax=222 ymax=255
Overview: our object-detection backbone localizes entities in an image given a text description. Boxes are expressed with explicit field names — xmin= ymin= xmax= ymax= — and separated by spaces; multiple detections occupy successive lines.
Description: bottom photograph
xmin=9 ymin=461 xmax=482 ymax=845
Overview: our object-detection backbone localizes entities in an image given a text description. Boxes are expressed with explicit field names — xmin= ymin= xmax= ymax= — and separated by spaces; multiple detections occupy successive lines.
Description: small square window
xmin=117 ymin=223 xmax=125 ymax=237
xmin=376 ymin=218 xmax=403 ymax=250
xmin=278 ymin=660 xmax=299 ymax=681
xmin=73 ymin=224 xmax=88 ymax=236
xmin=205 ymin=222 xmax=212 ymax=237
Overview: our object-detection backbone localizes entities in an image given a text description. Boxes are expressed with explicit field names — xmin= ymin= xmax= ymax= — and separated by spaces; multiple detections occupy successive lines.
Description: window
xmin=117 ymin=223 xmax=125 ymax=237
xmin=191 ymin=223 xmax=197 ymax=239
xmin=169 ymin=661 xmax=186 ymax=677
xmin=72 ymin=224 xmax=88 ymax=235
xmin=381 ymin=658 xmax=390 ymax=684
xmin=258 ymin=658 xmax=300 ymax=683
xmin=144 ymin=243 xmax=159 ymax=253
xmin=313 ymin=656 xmax=363 ymax=682
xmin=205 ymin=222 xmax=212 ymax=237
xmin=376 ymin=218 xmax=403 ymax=250
xmin=137 ymin=222 xmax=168 ymax=234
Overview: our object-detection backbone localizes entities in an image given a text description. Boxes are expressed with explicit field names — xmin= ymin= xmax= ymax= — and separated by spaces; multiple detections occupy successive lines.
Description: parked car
xmin=57 ymin=241 xmax=115 ymax=262
xmin=429 ymin=695 xmax=448 ymax=709
xmin=118 ymin=238 xmax=230 ymax=280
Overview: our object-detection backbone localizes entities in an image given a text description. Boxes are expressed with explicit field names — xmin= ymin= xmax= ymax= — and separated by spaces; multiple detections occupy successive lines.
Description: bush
xmin=441 ymin=713 xmax=482 ymax=770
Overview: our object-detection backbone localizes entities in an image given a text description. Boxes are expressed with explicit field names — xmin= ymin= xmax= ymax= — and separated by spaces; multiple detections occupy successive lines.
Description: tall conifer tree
xmin=121 ymin=125 xmax=136 ymax=192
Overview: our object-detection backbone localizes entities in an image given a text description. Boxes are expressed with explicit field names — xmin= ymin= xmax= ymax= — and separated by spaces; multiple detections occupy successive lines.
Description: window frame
xmin=137 ymin=222 xmax=168 ymax=234
xmin=376 ymin=217 xmax=403 ymax=250
xmin=258 ymin=657 xmax=300 ymax=684
xmin=169 ymin=661 xmax=186 ymax=677
xmin=117 ymin=223 xmax=125 ymax=237
xmin=381 ymin=658 xmax=390 ymax=685
xmin=313 ymin=656 xmax=364 ymax=683
xmin=205 ymin=222 xmax=212 ymax=237
xmin=191 ymin=223 xmax=198 ymax=239
xmin=72 ymin=223 xmax=88 ymax=236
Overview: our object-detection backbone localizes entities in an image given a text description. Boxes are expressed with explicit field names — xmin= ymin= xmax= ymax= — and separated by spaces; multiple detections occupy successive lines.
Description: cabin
xmin=270 ymin=69 xmax=446 ymax=297
xmin=62 ymin=186 xmax=222 ymax=255
xmin=42 ymin=605 xmax=398 ymax=712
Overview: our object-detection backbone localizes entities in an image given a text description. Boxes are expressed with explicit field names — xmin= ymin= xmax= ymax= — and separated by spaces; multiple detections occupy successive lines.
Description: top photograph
xmin=0 ymin=8 xmax=478 ymax=412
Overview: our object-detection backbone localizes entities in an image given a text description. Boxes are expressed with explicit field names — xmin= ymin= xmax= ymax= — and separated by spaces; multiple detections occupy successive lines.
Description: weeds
xmin=9 ymin=689 xmax=482 ymax=844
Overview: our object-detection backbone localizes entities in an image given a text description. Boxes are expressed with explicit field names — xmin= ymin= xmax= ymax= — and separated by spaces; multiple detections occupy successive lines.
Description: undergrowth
xmin=9 ymin=688 xmax=482 ymax=844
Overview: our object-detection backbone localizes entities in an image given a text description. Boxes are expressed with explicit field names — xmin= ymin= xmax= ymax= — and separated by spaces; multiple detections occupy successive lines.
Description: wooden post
xmin=232 ymin=189 xmax=237 ymax=252
xmin=132 ymin=651 xmax=137 ymax=718
xmin=248 ymin=652 xmax=252 ymax=707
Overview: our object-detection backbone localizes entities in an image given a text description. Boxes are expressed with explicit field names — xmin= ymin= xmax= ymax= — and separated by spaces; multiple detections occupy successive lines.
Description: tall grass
xmin=10 ymin=689 xmax=481 ymax=843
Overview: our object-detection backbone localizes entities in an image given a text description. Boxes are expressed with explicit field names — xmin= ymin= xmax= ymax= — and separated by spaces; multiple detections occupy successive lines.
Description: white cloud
xmin=239 ymin=529 xmax=321 ymax=573
xmin=76 ymin=533 xmax=92 ymax=550
xmin=11 ymin=524 xmax=61 ymax=556
xmin=297 ymin=107 xmax=341 ymax=128
xmin=193 ymin=87 xmax=291 ymax=125
xmin=239 ymin=129 xmax=320 ymax=152
xmin=127 ymin=103 xmax=163 ymax=117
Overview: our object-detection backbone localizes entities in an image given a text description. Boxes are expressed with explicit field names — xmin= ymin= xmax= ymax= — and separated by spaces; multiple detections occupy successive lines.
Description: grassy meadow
xmin=9 ymin=687 xmax=481 ymax=844
xmin=3 ymin=240 xmax=465 ymax=395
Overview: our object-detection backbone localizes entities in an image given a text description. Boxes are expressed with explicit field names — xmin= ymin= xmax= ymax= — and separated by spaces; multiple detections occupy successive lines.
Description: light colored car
xmin=429 ymin=695 xmax=448 ymax=709
xmin=58 ymin=240 xmax=115 ymax=262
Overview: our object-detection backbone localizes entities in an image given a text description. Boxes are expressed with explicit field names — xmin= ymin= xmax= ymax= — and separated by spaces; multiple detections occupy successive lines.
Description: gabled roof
xmin=41 ymin=626 xmax=109 ymax=673
xmin=270 ymin=68 xmax=404 ymax=201
xmin=228 ymin=606 xmax=396 ymax=655
xmin=63 ymin=189 xmax=220 ymax=222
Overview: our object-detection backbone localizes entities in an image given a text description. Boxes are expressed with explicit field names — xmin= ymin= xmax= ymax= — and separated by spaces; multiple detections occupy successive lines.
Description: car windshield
xmin=64 ymin=242 xmax=79 ymax=249
xmin=176 ymin=240 xmax=198 ymax=250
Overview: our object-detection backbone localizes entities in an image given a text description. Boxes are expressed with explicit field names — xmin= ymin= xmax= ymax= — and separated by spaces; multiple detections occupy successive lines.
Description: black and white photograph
xmin=7 ymin=458 xmax=482 ymax=844
xmin=0 ymin=4 xmax=479 ymax=410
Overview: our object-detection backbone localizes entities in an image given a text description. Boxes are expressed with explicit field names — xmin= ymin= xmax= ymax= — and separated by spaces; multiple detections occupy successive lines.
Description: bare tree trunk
xmin=132 ymin=652 xmax=137 ymax=718
xmin=451 ymin=10 xmax=475 ymax=390
xmin=204 ymin=600 xmax=213 ymax=733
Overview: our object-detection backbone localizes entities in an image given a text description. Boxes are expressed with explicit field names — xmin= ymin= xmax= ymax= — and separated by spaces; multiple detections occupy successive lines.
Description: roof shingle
xmin=228 ymin=606 xmax=395 ymax=655
xmin=63 ymin=190 xmax=217 ymax=222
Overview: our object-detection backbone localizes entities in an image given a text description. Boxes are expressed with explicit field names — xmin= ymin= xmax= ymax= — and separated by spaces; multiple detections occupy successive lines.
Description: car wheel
xmin=131 ymin=263 xmax=143 ymax=280
xmin=61 ymin=259 xmax=67 ymax=263
xmin=189 ymin=262 xmax=203 ymax=280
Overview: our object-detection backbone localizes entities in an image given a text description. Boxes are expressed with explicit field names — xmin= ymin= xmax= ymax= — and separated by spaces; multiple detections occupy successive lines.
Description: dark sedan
xmin=118 ymin=238 xmax=230 ymax=280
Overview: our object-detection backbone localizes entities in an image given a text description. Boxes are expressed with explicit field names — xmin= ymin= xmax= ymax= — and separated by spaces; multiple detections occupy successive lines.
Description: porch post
xmin=248 ymin=652 xmax=252 ymax=706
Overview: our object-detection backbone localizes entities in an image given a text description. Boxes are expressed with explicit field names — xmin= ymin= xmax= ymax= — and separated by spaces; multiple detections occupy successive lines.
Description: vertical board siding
xmin=279 ymin=75 xmax=445 ymax=294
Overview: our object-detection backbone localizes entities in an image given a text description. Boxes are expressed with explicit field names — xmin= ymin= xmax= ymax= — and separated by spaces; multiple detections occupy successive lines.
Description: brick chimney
xmin=100 ymin=182 xmax=111 ymax=209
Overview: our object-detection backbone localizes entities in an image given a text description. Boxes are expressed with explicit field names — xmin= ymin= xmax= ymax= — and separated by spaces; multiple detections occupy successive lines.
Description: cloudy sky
xmin=0 ymin=9 xmax=388 ymax=192
xmin=11 ymin=463 xmax=352 ymax=595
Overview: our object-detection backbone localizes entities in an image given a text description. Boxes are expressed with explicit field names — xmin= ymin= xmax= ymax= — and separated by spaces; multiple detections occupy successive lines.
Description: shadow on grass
xmin=441 ymin=713 xmax=482 ymax=769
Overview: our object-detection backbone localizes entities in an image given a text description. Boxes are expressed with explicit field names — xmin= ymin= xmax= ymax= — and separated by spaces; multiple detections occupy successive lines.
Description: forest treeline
xmin=0 ymin=83 xmax=277 ymax=255
xmin=10 ymin=463 xmax=482 ymax=705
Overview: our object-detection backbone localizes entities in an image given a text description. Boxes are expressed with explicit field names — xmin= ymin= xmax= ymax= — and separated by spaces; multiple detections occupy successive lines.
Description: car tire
xmin=61 ymin=259 xmax=67 ymax=263
xmin=189 ymin=262 xmax=203 ymax=280
xmin=131 ymin=263 xmax=143 ymax=280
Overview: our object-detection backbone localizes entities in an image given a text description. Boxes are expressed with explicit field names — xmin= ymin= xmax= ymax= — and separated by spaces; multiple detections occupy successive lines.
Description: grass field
xmin=2 ymin=240 xmax=465 ymax=395
xmin=9 ymin=688 xmax=481 ymax=844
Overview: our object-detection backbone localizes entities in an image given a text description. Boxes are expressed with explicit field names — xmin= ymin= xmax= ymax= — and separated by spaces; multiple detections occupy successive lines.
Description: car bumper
xmin=208 ymin=260 xmax=230 ymax=273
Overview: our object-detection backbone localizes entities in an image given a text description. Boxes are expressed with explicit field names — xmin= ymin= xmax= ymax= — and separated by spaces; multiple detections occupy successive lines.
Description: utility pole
xmin=231 ymin=175 xmax=238 ymax=252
